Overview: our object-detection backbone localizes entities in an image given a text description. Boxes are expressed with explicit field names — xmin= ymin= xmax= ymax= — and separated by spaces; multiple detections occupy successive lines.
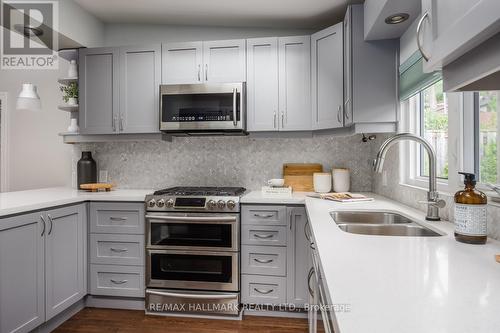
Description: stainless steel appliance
xmin=145 ymin=187 xmax=246 ymax=317
xmin=160 ymin=83 xmax=246 ymax=134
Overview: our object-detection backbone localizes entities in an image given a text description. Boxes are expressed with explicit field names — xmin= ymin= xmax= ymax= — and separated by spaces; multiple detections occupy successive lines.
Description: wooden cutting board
xmin=283 ymin=163 xmax=323 ymax=191
xmin=80 ymin=183 xmax=114 ymax=192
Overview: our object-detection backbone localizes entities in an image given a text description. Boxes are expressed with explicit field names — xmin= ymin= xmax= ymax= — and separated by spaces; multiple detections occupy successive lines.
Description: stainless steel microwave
xmin=160 ymin=83 xmax=246 ymax=134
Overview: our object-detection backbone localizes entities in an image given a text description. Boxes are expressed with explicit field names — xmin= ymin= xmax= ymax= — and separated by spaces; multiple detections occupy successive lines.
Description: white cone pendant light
xmin=16 ymin=83 xmax=41 ymax=112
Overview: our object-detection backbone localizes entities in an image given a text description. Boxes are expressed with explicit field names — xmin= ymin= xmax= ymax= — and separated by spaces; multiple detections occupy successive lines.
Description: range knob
xmin=217 ymin=200 xmax=226 ymax=209
xmin=165 ymin=198 xmax=174 ymax=208
xmin=226 ymin=200 xmax=236 ymax=210
xmin=207 ymin=200 xmax=217 ymax=209
xmin=147 ymin=199 xmax=156 ymax=208
xmin=157 ymin=199 xmax=165 ymax=208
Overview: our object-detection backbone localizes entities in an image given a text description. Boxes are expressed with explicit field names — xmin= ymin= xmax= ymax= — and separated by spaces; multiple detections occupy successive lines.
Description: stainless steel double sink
xmin=330 ymin=211 xmax=443 ymax=237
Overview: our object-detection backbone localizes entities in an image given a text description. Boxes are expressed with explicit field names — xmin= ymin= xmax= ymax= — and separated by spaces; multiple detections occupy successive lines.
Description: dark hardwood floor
xmin=53 ymin=308 xmax=308 ymax=333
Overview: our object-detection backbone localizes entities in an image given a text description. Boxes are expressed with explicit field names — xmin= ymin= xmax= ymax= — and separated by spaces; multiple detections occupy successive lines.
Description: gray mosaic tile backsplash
xmin=74 ymin=134 xmax=374 ymax=191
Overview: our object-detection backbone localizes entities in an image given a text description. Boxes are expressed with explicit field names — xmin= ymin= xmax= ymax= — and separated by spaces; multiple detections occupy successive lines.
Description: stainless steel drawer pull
xmin=253 ymin=213 xmax=274 ymax=218
xmin=254 ymin=258 xmax=273 ymax=264
xmin=47 ymin=214 xmax=54 ymax=235
xmin=110 ymin=217 xmax=128 ymax=221
xmin=147 ymin=289 xmax=238 ymax=300
xmin=40 ymin=215 xmax=46 ymax=237
xmin=110 ymin=248 xmax=128 ymax=253
xmin=110 ymin=279 xmax=128 ymax=285
xmin=254 ymin=288 xmax=274 ymax=295
xmin=253 ymin=233 xmax=274 ymax=239
xmin=307 ymin=267 xmax=315 ymax=296
xmin=310 ymin=242 xmax=316 ymax=250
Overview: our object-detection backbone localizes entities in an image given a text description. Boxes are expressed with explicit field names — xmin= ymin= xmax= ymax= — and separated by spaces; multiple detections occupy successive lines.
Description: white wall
xmin=0 ymin=59 xmax=73 ymax=191
xmin=399 ymin=15 xmax=420 ymax=64
xmin=103 ymin=23 xmax=315 ymax=46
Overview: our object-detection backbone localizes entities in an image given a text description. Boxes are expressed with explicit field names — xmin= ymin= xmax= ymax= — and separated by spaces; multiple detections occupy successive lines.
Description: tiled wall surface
xmin=74 ymin=134 xmax=374 ymax=192
xmin=371 ymin=135 xmax=500 ymax=240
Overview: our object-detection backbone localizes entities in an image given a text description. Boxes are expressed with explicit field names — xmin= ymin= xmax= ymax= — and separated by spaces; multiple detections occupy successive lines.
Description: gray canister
xmin=77 ymin=151 xmax=97 ymax=188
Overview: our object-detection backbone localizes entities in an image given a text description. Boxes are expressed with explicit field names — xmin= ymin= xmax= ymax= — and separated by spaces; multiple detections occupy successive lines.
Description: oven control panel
xmin=146 ymin=196 xmax=240 ymax=212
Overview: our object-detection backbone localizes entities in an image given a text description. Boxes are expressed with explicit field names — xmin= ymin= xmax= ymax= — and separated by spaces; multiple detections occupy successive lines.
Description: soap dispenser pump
xmin=454 ymin=172 xmax=487 ymax=244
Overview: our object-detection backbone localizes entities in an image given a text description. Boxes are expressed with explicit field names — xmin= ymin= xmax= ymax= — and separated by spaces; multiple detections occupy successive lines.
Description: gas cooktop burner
xmin=153 ymin=186 xmax=246 ymax=197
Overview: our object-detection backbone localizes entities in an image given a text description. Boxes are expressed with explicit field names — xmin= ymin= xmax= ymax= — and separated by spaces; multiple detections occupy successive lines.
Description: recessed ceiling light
xmin=385 ymin=13 xmax=410 ymax=25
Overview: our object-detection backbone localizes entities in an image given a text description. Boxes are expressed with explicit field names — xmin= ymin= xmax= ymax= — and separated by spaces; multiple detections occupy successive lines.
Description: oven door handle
xmin=146 ymin=290 xmax=238 ymax=300
xmin=145 ymin=215 xmax=237 ymax=223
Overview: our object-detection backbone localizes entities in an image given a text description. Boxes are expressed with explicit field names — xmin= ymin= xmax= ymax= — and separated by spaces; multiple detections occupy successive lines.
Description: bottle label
xmin=454 ymin=203 xmax=487 ymax=236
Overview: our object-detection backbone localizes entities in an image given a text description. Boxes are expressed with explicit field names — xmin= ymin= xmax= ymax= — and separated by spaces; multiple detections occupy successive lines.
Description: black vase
xmin=77 ymin=151 xmax=97 ymax=188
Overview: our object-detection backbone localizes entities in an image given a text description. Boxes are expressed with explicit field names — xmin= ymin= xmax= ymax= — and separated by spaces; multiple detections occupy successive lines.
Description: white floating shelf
xmin=58 ymin=104 xmax=79 ymax=112
xmin=58 ymin=77 xmax=78 ymax=85
xmin=59 ymin=133 xmax=164 ymax=144
xmin=58 ymin=49 xmax=78 ymax=62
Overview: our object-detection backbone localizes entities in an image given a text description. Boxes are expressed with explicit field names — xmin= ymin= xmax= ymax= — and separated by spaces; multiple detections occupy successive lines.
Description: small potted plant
xmin=60 ymin=82 xmax=78 ymax=106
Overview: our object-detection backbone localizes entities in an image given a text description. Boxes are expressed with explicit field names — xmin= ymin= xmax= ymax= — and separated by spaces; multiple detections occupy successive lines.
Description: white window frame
xmin=399 ymin=85 xmax=465 ymax=195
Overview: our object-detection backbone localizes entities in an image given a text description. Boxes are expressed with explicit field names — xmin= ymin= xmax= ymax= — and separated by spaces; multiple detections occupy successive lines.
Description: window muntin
xmin=477 ymin=91 xmax=499 ymax=185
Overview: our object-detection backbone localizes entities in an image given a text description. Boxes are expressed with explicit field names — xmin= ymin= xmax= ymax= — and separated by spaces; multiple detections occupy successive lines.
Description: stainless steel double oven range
xmin=145 ymin=187 xmax=245 ymax=317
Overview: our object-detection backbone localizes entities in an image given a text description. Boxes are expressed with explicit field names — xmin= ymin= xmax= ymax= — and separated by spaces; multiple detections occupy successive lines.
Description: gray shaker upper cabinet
xmin=345 ymin=4 xmax=399 ymax=133
xmin=79 ymin=47 xmax=119 ymax=135
xmin=419 ymin=0 xmax=500 ymax=73
xmin=0 ymin=212 xmax=45 ymax=333
xmin=162 ymin=39 xmax=246 ymax=84
xmin=162 ymin=42 xmax=203 ymax=84
xmin=119 ymin=45 xmax=161 ymax=133
xmin=279 ymin=36 xmax=311 ymax=131
xmin=311 ymin=23 xmax=344 ymax=130
xmin=246 ymin=37 xmax=279 ymax=131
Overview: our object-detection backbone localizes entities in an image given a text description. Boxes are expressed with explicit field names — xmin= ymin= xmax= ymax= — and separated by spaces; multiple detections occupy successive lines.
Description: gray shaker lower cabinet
xmin=286 ymin=207 xmax=311 ymax=306
xmin=241 ymin=204 xmax=310 ymax=308
xmin=0 ymin=203 xmax=86 ymax=333
xmin=0 ymin=212 xmax=45 ymax=333
xmin=45 ymin=204 xmax=87 ymax=320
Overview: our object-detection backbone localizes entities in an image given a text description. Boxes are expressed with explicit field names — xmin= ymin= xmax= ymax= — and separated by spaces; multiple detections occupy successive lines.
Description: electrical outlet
xmin=99 ymin=170 xmax=108 ymax=183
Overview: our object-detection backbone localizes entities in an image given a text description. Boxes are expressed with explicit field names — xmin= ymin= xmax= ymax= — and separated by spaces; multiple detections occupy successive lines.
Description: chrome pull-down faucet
xmin=373 ymin=133 xmax=446 ymax=221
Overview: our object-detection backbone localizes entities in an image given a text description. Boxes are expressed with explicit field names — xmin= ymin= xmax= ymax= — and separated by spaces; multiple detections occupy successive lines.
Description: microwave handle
xmin=232 ymin=88 xmax=237 ymax=126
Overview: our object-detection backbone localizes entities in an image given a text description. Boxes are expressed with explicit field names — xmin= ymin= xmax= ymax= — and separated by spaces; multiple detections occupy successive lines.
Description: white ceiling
xmin=74 ymin=0 xmax=363 ymax=29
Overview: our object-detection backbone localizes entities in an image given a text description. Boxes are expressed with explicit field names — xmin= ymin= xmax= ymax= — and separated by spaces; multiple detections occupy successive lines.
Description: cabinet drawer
xmin=241 ymin=245 xmax=286 ymax=276
xmin=90 ymin=234 xmax=144 ymax=266
xmin=241 ymin=225 xmax=287 ymax=246
xmin=90 ymin=202 xmax=144 ymax=234
xmin=242 ymin=205 xmax=287 ymax=225
xmin=241 ymin=275 xmax=286 ymax=304
xmin=90 ymin=264 xmax=144 ymax=297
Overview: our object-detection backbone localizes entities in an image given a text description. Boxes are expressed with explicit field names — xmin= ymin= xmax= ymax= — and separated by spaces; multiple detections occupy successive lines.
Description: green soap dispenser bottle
xmin=454 ymin=172 xmax=487 ymax=244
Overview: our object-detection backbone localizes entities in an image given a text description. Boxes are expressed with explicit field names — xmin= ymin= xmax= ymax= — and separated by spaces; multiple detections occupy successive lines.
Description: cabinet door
xmin=79 ymin=47 xmax=120 ymax=134
xmin=286 ymin=207 xmax=311 ymax=306
xmin=246 ymin=38 xmax=279 ymax=132
xmin=162 ymin=42 xmax=203 ymax=84
xmin=278 ymin=36 xmax=311 ymax=131
xmin=0 ymin=213 xmax=45 ymax=333
xmin=203 ymin=39 xmax=246 ymax=83
xmin=45 ymin=204 xmax=86 ymax=320
xmin=120 ymin=45 xmax=161 ymax=133
xmin=343 ymin=6 xmax=353 ymax=126
xmin=312 ymin=24 xmax=344 ymax=130
xmin=421 ymin=0 xmax=500 ymax=72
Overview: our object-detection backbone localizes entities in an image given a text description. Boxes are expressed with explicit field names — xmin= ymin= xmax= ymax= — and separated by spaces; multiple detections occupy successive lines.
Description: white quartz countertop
xmin=240 ymin=190 xmax=310 ymax=204
xmin=305 ymin=194 xmax=500 ymax=333
xmin=0 ymin=187 xmax=151 ymax=217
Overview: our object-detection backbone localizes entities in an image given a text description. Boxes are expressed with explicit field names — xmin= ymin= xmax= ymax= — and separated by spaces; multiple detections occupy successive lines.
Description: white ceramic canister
xmin=332 ymin=168 xmax=350 ymax=192
xmin=313 ymin=172 xmax=332 ymax=193
xmin=68 ymin=60 xmax=78 ymax=78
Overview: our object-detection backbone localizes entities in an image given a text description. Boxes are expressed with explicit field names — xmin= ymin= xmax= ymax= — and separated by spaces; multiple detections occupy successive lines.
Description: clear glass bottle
xmin=454 ymin=172 xmax=487 ymax=244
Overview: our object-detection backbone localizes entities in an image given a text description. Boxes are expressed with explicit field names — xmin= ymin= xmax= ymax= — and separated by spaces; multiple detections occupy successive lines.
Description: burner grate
xmin=153 ymin=186 xmax=246 ymax=196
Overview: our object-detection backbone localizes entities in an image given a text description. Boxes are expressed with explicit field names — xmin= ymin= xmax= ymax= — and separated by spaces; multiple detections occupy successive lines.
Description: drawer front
xmin=90 ymin=202 xmax=144 ymax=234
xmin=241 ymin=245 xmax=286 ymax=276
xmin=242 ymin=205 xmax=287 ymax=225
xmin=241 ymin=275 xmax=286 ymax=304
xmin=90 ymin=234 xmax=144 ymax=266
xmin=241 ymin=225 xmax=287 ymax=246
xmin=90 ymin=264 xmax=144 ymax=297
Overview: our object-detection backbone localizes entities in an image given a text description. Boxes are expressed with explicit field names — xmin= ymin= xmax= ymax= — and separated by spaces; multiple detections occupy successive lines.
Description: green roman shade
xmin=399 ymin=51 xmax=442 ymax=100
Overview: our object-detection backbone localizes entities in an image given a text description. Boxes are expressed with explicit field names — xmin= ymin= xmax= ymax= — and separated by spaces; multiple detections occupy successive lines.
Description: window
xmin=400 ymin=80 xmax=460 ymax=193
xmin=420 ymin=81 xmax=449 ymax=179
xmin=476 ymin=91 xmax=499 ymax=185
